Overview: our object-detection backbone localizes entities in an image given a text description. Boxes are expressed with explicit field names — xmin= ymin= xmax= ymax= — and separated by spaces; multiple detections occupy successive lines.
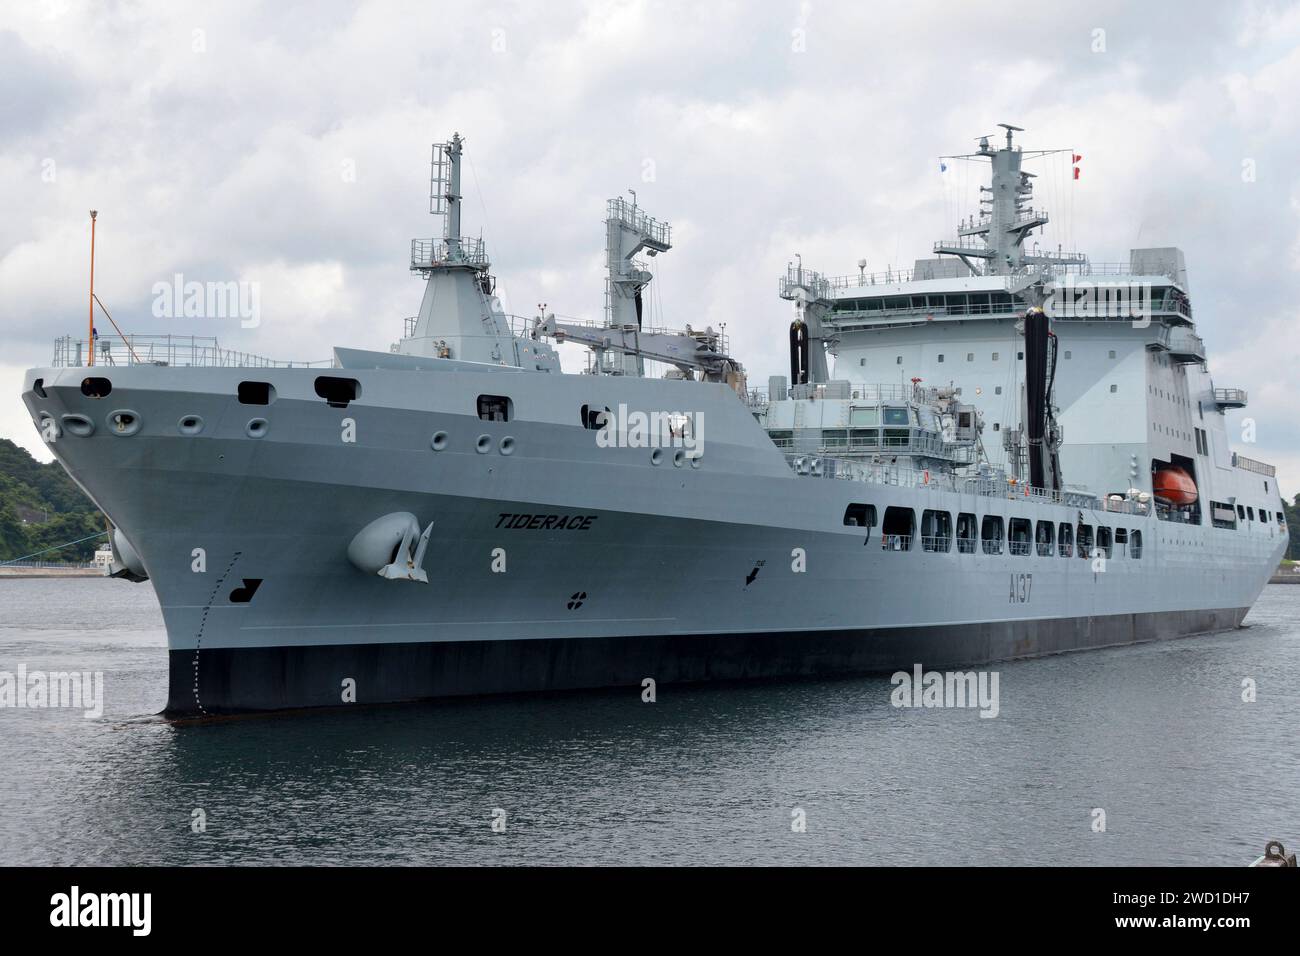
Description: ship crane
xmin=537 ymin=312 xmax=743 ymax=384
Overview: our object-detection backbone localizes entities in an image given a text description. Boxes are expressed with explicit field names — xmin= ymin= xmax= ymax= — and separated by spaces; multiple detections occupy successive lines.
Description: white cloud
xmin=0 ymin=0 xmax=1297 ymax=498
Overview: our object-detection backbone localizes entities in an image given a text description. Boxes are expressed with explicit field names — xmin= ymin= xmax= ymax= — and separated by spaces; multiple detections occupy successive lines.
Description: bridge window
xmin=981 ymin=515 xmax=1004 ymax=555
xmin=1035 ymin=520 xmax=1055 ymax=556
xmin=881 ymin=506 xmax=914 ymax=551
xmin=1131 ymin=530 xmax=1143 ymax=558
xmin=1247 ymin=507 xmax=1255 ymax=521
xmin=1057 ymin=522 xmax=1074 ymax=557
xmin=1008 ymin=517 xmax=1032 ymax=555
xmin=956 ymin=512 xmax=977 ymax=553
xmin=477 ymin=395 xmax=512 ymax=422
xmin=1237 ymin=505 xmax=1246 ymax=520
xmin=1077 ymin=523 xmax=1094 ymax=559
xmin=921 ymin=509 xmax=952 ymax=552
xmin=938 ymin=354 xmax=945 ymax=363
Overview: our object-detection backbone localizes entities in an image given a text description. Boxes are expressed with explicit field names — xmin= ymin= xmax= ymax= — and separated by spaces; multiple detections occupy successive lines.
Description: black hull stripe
xmin=166 ymin=607 xmax=1248 ymax=716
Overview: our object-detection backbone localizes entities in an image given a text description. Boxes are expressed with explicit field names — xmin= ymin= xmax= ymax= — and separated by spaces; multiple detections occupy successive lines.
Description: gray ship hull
xmin=22 ymin=361 xmax=1285 ymax=717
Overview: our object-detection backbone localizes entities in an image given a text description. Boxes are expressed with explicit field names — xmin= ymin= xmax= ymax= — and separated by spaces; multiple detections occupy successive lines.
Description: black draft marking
xmin=567 ymin=591 xmax=587 ymax=610
xmin=192 ymin=551 xmax=241 ymax=716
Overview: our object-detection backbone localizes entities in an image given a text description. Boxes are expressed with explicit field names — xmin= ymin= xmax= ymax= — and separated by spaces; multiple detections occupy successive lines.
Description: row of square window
xmin=843 ymin=504 xmax=1142 ymax=557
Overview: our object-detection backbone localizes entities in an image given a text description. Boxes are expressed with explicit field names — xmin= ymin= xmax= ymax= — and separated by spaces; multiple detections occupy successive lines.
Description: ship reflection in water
xmin=0 ymin=578 xmax=1295 ymax=866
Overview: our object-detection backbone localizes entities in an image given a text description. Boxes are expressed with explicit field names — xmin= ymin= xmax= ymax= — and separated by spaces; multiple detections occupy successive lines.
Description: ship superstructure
xmin=21 ymin=128 xmax=1286 ymax=716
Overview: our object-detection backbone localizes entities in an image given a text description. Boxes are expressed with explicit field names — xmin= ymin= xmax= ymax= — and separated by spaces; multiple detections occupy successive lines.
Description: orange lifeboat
xmin=1153 ymin=466 xmax=1198 ymax=506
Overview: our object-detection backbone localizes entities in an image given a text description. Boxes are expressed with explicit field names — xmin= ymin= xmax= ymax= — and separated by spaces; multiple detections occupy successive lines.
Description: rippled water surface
xmin=1 ymin=577 xmax=1296 ymax=865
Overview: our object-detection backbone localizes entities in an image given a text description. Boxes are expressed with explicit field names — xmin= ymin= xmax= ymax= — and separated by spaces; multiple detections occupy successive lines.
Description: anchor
xmin=346 ymin=512 xmax=434 ymax=583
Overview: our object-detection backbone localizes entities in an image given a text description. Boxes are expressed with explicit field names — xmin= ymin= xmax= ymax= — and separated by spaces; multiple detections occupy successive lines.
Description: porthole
xmin=476 ymin=434 xmax=492 ymax=454
xmin=651 ymin=448 xmax=663 ymax=466
xmin=245 ymin=418 xmax=269 ymax=439
xmin=690 ymin=455 xmax=702 ymax=469
xmin=178 ymin=415 xmax=204 ymax=436
xmin=499 ymin=436 xmax=516 ymax=456
xmin=107 ymin=409 xmax=141 ymax=436
xmin=62 ymin=414 xmax=95 ymax=437
xmin=431 ymin=431 xmax=449 ymax=451
xmin=673 ymin=449 xmax=685 ymax=467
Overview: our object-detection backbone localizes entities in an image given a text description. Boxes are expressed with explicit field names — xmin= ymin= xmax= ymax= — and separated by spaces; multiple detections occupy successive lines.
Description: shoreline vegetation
xmin=0 ymin=438 xmax=106 ymax=567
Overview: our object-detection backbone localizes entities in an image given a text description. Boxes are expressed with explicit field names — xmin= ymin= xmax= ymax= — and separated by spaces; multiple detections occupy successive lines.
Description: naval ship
xmin=21 ymin=126 xmax=1287 ymax=716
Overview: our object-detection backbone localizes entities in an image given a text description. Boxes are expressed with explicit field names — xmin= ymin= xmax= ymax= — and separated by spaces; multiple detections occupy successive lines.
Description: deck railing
xmin=52 ymin=334 xmax=333 ymax=369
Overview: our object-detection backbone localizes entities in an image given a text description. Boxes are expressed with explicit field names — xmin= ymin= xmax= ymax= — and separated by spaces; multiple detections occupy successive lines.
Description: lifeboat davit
xmin=1153 ymin=466 xmax=1198 ymax=506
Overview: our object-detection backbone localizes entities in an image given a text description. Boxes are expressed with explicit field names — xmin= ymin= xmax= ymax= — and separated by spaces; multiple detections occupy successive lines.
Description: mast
xmin=400 ymin=134 xmax=513 ymax=364
xmin=934 ymin=124 xmax=1084 ymax=277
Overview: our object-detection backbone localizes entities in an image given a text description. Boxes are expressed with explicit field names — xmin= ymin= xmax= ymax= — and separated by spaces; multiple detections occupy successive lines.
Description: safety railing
xmin=1008 ymin=540 xmax=1032 ymax=556
xmin=410 ymin=237 xmax=490 ymax=270
xmin=956 ymin=538 xmax=977 ymax=554
xmin=818 ymin=260 xmax=1182 ymax=293
xmin=607 ymin=197 xmax=671 ymax=247
xmin=921 ymin=535 xmax=952 ymax=553
xmin=52 ymin=334 xmax=333 ymax=369
xmin=881 ymin=534 xmax=911 ymax=552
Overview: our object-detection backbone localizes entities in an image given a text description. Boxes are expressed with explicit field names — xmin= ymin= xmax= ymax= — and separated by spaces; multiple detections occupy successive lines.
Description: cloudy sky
xmin=3 ymin=0 xmax=1299 ymax=494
